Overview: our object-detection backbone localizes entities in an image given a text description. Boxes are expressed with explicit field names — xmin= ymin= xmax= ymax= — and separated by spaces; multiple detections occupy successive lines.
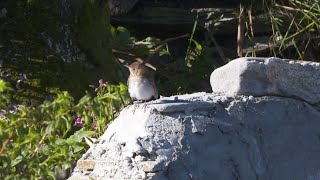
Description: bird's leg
xmin=132 ymin=100 xmax=143 ymax=114
xmin=143 ymin=101 xmax=149 ymax=113
xmin=143 ymin=95 xmax=157 ymax=112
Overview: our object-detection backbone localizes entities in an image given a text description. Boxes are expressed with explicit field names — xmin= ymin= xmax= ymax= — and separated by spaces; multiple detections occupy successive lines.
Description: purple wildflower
xmin=74 ymin=116 xmax=84 ymax=126
xmin=98 ymin=79 xmax=107 ymax=87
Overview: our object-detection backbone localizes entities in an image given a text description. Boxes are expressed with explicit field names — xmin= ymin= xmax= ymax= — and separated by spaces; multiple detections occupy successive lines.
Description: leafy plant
xmin=244 ymin=0 xmax=320 ymax=60
xmin=110 ymin=25 xmax=163 ymax=58
xmin=0 ymin=79 xmax=129 ymax=179
xmin=272 ymin=0 xmax=320 ymax=60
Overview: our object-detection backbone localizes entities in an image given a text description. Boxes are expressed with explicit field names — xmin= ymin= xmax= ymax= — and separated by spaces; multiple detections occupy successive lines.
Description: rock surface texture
xmin=70 ymin=57 xmax=320 ymax=180
xmin=210 ymin=57 xmax=320 ymax=104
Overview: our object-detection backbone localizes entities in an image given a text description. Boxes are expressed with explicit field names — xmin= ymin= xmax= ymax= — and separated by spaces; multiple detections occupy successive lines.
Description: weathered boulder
xmin=69 ymin=92 xmax=320 ymax=180
xmin=210 ymin=57 xmax=320 ymax=104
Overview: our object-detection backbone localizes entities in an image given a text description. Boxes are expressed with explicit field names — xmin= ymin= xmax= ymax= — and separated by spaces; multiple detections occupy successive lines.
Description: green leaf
xmin=191 ymin=39 xmax=202 ymax=52
xmin=110 ymin=25 xmax=116 ymax=39
xmin=66 ymin=130 xmax=94 ymax=144
xmin=11 ymin=155 xmax=23 ymax=167
xmin=114 ymin=26 xmax=131 ymax=46
xmin=72 ymin=144 xmax=85 ymax=153
xmin=159 ymin=49 xmax=171 ymax=56
xmin=77 ymin=94 xmax=92 ymax=106
xmin=0 ymin=79 xmax=12 ymax=92
xmin=45 ymin=123 xmax=55 ymax=134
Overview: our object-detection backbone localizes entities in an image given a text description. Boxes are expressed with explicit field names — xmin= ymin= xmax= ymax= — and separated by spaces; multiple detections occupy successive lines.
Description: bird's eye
xmin=133 ymin=68 xmax=136 ymax=71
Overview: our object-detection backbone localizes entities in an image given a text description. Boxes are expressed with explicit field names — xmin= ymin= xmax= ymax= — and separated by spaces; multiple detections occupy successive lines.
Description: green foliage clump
xmin=244 ymin=0 xmax=320 ymax=60
xmin=0 ymin=0 xmax=116 ymax=105
xmin=111 ymin=24 xmax=218 ymax=95
xmin=269 ymin=0 xmax=320 ymax=60
xmin=0 ymin=79 xmax=129 ymax=179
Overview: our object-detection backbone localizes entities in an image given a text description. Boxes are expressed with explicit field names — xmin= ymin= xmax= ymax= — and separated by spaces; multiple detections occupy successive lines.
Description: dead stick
xmin=116 ymin=57 xmax=172 ymax=79
xmin=116 ymin=57 xmax=157 ymax=71
xmin=206 ymin=27 xmax=227 ymax=64
xmin=153 ymin=34 xmax=189 ymax=52
xmin=0 ymin=130 xmax=14 ymax=156
xmin=237 ymin=4 xmax=245 ymax=57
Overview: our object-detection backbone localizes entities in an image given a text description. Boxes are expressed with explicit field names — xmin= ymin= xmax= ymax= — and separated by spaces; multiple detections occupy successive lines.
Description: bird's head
xmin=125 ymin=62 xmax=150 ymax=77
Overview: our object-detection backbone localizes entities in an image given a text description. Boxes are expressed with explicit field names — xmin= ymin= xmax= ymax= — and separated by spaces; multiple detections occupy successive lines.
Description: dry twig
xmin=237 ymin=4 xmax=245 ymax=57
xmin=0 ymin=130 xmax=14 ymax=156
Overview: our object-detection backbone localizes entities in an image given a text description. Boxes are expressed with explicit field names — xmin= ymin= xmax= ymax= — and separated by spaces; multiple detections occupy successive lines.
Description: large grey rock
xmin=70 ymin=92 xmax=320 ymax=180
xmin=210 ymin=57 xmax=320 ymax=104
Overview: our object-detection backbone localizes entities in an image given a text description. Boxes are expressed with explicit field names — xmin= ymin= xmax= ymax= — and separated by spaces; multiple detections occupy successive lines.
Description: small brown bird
xmin=125 ymin=62 xmax=158 ymax=102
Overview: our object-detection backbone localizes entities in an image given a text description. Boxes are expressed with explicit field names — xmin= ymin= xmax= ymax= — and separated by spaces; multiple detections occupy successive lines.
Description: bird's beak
xmin=124 ymin=64 xmax=130 ymax=69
